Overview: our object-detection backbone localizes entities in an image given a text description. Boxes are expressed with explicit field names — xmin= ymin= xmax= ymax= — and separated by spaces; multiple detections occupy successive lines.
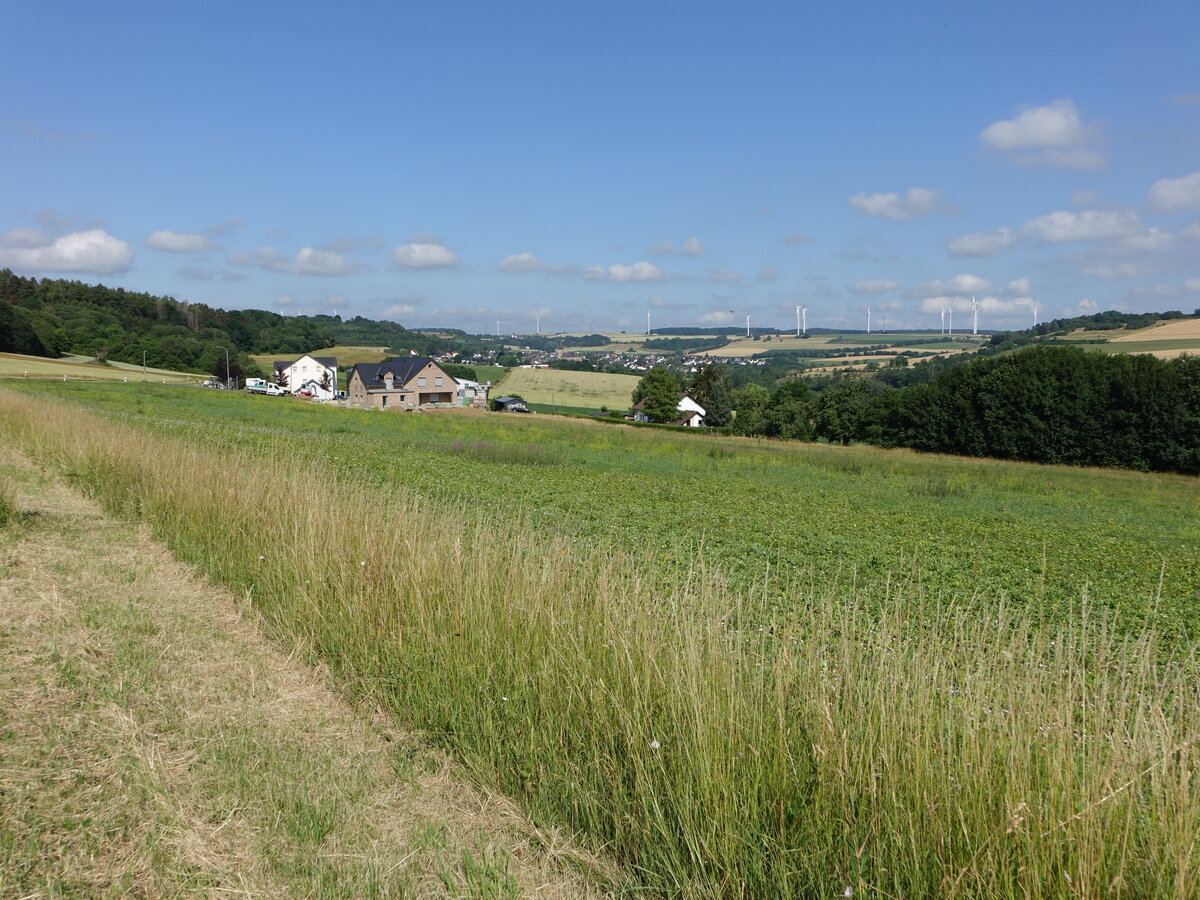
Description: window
xmin=418 ymin=377 xmax=426 ymax=387
xmin=434 ymin=376 xmax=443 ymax=387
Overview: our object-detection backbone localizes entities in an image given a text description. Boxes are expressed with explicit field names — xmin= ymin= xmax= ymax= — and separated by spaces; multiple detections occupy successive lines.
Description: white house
xmin=633 ymin=393 xmax=707 ymax=427
xmin=274 ymin=354 xmax=338 ymax=400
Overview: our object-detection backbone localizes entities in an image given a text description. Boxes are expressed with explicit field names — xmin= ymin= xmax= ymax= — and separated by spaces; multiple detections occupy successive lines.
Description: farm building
xmin=347 ymin=357 xmax=460 ymax=411
xmin=492 ymin=396 xmax=530 ymax=413
xmin=274 ymin=355 xmax=338 ymax=400
xmin=633 ymin=393 xmax=706 ymax=427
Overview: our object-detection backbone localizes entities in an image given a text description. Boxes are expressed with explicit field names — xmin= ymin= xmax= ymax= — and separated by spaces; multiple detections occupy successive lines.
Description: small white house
xmin=633 ymin=393 xmax=707 ymax=427
xmin=274 ymin=354 xmax=338 ymax=400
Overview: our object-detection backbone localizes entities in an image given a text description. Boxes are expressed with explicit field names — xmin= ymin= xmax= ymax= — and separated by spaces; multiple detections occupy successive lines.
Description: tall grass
xmin=2 ymin=387 xmax=1197 ymax=897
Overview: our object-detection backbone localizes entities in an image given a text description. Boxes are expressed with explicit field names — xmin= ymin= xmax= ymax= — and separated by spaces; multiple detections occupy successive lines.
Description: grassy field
xmin=2 ymin=382 xmax=1197 ymax=896
xmin=493 ymin=367 xmax=640 ymax=410
xmin=249 ymin=345 xmax=391 ymax=369
xmin=697 ymin=333 xmax=980 ymax=358
xmin=0 ymin=352 xmax=203 ymax=383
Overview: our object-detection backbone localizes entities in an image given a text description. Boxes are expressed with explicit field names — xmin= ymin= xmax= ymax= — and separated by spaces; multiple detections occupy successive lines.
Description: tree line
xmin=638 ymin=345 xmax=1200 ymax=474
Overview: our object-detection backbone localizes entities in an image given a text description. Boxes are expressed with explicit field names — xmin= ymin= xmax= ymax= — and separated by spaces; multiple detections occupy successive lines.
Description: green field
xmin=493 ymin=367 xmax=640 ymax=410
xmin=249 ymin=345 xmax=391 ymax=369
xmin=3 ymin=381 xmax=1197 ymax=896
xmin=0 ymin=352 xmax=203 ymax=383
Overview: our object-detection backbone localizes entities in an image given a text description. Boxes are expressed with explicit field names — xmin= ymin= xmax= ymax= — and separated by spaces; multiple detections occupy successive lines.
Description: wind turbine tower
xmin=971 ymin=296 xmax=979 ymax=335
xmin=801 ymin=305 xmax=807 ymax=335
xmin=948 ymin=306 xmax=953 ymax=335
xmin=745 ymin=312 xmax=751 ymax=338
xmin=495 ymin=319 xmax=500 ymax=337
xmin=878 ymin=304 xmax=893 ymax=333
xmin=865 ymin=305 xmax=872 ymax=334
xmin=646 ymin=310 xmax=650 ymax=336
xmin=1032 ymin=302 xmax=1039 ymax=329
xmin=940 ymin=306 xmax=946 ymax=334
xmin=795 ymin=305 xmax=801 ymax=337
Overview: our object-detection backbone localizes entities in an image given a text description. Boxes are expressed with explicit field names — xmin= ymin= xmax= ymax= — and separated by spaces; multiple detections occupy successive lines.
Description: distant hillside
xmin=0 ymin=270 xmax=490 ymax=380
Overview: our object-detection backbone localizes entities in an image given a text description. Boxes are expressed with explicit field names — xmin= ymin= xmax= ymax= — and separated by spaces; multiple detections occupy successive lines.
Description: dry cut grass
xmin=0 ymin=444 xmax=608 ymax=898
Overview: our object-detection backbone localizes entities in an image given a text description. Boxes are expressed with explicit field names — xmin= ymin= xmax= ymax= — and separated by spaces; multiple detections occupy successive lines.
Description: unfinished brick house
xmin=346 ymin=357 xmax=460 ymax=411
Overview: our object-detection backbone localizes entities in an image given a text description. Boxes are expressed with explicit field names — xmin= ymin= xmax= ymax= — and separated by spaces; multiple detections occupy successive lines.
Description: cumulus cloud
xmin=1147 ymin=171 xmax=1200 ymax=212
xmin=229 ymin=246 xmax=360 ymax=276
xmin=945 ymin=227 xmax=1015 ymax=257
xmin=1006 ymin=277 xmax=1031 ymax=296
xmin=382 ymin=303 xmax=417 ymax=318
xmin=848 ymin=187 xmax=941 ymax=221
xmin=391 ymin=242 xmax=459 ymax=269
xmin=1080 ymin=261 xmax=1148 ymax=279
xmin=1112 ymin=227 xmax=1175 ymax=254
xmin=980 ymin=99 xmax=1104 ymax=169
xmin=784 ymin=233 xmax=814 ymax=245
xmin=583 ymin=261 xmax=663 ymax=283
xmin=0 ymin=228 xmax=133 ymax=274
xmin=699 ymin=310 xmax=735 ymax=325
xmin=145 ymin=230 xmax=215 ymax=253
xmin=708 ymin=268 xmax=742 ymax=284
xmin=918 ymin=294 xmax=1036 ymax=321
xmin=1019 ymin=209 xmax=1142 ymax=244
xmin=497 ymin=252 xmax=540 ymax=272
xmin=1063 ymin=298 xmax=1100 ymax=317
xmin=852 ymin=279 xmax=900 ymax=294
xmin=682 ymin=237 xmax=705 ymax=256
xmin=908 ymin=274 xmax=991 ymax=299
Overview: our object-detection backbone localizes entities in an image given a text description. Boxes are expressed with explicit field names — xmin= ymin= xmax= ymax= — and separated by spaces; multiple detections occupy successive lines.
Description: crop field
xmin=2 ymin=381 xmax=1198 ymax=897
xmin=0 ymin=352 xmax=202 ymax=383
xmin=492 ymin=367 xmax=640 ymax=410
xmin=698 ymin=333 xmax=979 ymax=357
xmin=250 ymin=345 xmax=390 ymax=369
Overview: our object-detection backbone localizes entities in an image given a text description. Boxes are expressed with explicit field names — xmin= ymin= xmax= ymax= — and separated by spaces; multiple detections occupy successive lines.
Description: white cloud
xmin=699 ymin=310 xmax=735 ymax=325
xmin=1080 ymin=261 xmax=1147 ymax=279
xmin=1182 ymin=222 xmax=1200 ymax=241
xmin=908 ymin=274 xmax=991 ymax=299
xmin=980 ymin=99 xmax=1104 ymax=169
xmin=145 ymin=229 xmax=215 ymax=252
xmin=918 ymin=294 xmax=1036 ymax=321
xmin=497 ymin=252 xmax=540 ymax=272
xmin=229 ymin=246 xmax=360 ymax=276
xmin=1006 ymin=277 xmax=1031 ymax=296
xmin=945 ymin=227 xmax=1015 ymax=257
xmin=391 ymin=242 xmax=459 ymax=269
xmin=649 ymin=236 xmax=705 ymax=256
xmin=1112 ymin=227 xmax=1175 ymax=254
xmin=851 ymin=279 xmax=900 ymax=294
xmin=583 ymin=261 xmax=663 ymax=283
xmin=1062 ymin=298 xmax=1100 ymax=317
xmin=708 ymin=268 xmax=742 ymax=284
xmin=0 ymin=228 xmax=133 ymax=274
xmin=848 ymin=187 xmax=941 ymax=221
xmin=1019 ymin=209 xmax=1142 ymax=244
xmin=382 ymin=303 xmax=417 ymax=318
xmin=1147 ymin=171 xmax=1200 ymax=212
xmin=1184 ymin=277 xmax=1200 ymax=292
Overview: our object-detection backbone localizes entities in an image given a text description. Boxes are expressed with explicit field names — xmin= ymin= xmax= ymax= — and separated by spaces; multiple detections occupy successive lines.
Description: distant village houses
xmin=633 ymin=394 xmax=706 ymax=427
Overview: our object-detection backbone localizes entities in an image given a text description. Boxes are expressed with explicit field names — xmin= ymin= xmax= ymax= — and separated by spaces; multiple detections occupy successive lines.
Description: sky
xmin=2 ymin=0 xmax=1198 ymax=335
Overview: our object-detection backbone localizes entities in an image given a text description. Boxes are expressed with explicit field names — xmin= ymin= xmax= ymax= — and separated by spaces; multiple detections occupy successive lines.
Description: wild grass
xmin=0 ymin=477 xmax=14 ymax=527
xmin=1 ymin=387 xmax=1197 ymax=897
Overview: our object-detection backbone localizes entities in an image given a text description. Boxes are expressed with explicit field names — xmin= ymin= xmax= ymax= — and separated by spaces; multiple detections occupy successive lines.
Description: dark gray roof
xmin=274 ymin=355 xmax=338 ymax=370
xmin=350 ymin=357 xmax=445 ymax=390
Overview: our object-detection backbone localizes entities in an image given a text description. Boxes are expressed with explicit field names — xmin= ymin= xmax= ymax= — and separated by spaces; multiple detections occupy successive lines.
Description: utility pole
xmin=142 ymin=350 xmax=147 ymax=382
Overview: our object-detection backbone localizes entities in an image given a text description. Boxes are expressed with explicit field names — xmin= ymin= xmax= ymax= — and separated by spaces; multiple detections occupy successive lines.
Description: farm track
xmin=0 ymin=443 xmax=607 ymax=898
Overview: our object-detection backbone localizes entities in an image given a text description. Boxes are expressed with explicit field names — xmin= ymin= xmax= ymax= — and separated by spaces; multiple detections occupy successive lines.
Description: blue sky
xmin=2 ymin=0 xmax=1198 ymax=334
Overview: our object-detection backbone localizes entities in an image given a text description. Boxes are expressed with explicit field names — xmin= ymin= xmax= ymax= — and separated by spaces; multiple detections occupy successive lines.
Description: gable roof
xmin=274 ymin=355 xmax=338 ymax=371
xmin=350 ymin=357 xmax=449 ymax=390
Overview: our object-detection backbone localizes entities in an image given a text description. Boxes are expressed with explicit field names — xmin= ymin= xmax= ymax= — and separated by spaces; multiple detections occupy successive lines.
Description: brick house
xmin=346 ymin=357 xmax=460 ymax=411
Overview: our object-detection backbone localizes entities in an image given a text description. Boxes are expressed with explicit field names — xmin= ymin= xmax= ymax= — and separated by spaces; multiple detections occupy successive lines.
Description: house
xmin=346 ymin=357 xmax=459 ymax=411
xmin=274 ymin=355 xmax=338 ymax=400
xmin=492 ymin=396 xmax=531 ymax=413
xmin=633 ymin=393 xmax=706 ymax=427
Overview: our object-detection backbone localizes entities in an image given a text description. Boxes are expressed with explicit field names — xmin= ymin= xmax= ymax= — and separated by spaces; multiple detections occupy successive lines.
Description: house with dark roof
xmin=274 ymin=354 xmax=338 ymax=400
xmin=346 ymin=357 xmax=460 ymax=411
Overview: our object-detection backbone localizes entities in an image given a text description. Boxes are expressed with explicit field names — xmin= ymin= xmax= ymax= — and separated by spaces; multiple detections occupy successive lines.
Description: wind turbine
xmin=795 ymin=305 xmax=802 ymax=337
xmin=495 ymin=319 xmax=500 ymax=337
xmin=940 ymin=306 xmax=946 ymax=334
xmin=1031 ymin=302 xmax=1039 ymax=329
xmin=878 ymin=304 xmax=893 ymax=334
xmin=646 ymin=309 xmax=651 ymax=336
xmin=801 ymin=304 xmax=807 ymax=335
xmin=864 ymin=305 xmax=872 ymax=334
xmin=971 ymin=296 xmax=979 ymax=335
xmin=535 ymin=315 xmax=541 ymax=335
xmin=947 ymin=305 xmax=953 ymax=336
xmin=745 ymin=312 xmax=751 ymax=338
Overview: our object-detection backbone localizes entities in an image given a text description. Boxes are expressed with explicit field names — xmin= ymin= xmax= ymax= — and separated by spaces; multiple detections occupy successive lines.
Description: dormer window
xmin=383 ymin=373 xmax=394 ymax=389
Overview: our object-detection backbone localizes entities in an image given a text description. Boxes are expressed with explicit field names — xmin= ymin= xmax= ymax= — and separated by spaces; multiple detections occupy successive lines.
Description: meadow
xmin=1 ymin=381 xmax=1198 ymax=897
xmin=492 ymin=367 xmax=641 ymax=411
xmin=0 ymin=351 xmax=202 ymax=383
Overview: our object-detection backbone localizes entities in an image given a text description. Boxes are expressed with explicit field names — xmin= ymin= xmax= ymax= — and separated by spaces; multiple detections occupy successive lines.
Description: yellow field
xmin=697 ymin=334 xmax=976 ymax=358
xmin=250 ymin=345 xmax=390 ymax=369
xmin=0 ymin=353 xmax=202 ymax=383
xmin=494 ymin=367 xmax=641 ymax=409
xmin=1109 ymin=319 xmax=1200 ymax=343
